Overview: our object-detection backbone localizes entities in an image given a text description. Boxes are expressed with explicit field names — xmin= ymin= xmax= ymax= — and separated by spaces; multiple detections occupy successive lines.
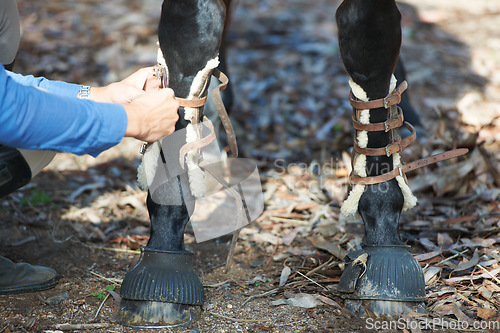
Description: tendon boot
xmin=0 ymin=256 xmax=59 ymax=294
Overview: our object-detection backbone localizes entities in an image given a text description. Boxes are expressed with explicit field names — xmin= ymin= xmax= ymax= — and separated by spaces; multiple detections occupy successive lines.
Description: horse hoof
xmin=338 ymin=245 xmax=426 ymax=316
xmin=118 ymin=248 xmax=204 ymax=327
xmin=118 ymin=299 xmax=202 ymax=328
xmin=344 ymin=299 xmax=425 ymax=317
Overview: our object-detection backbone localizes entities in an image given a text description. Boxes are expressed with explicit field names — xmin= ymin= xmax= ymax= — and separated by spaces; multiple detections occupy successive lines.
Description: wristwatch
xmin=77 ymin=85 xmax=91 ymax=99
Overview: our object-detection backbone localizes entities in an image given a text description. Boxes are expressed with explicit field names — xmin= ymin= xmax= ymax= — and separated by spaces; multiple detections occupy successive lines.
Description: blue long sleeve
xmin=0 ymin=66 xmax=127 ymax=157
xmin=6 ymin=70 xmax=82 ymax=98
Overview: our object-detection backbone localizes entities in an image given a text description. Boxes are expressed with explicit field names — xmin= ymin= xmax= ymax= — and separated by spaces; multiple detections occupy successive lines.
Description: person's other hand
xmin=90 ymin=67 xmax=161 ymax=104
xmin=120 ymin=66 xmax=161 ymax=92
xmin=122 ymin=88 xmax=180 ymax=142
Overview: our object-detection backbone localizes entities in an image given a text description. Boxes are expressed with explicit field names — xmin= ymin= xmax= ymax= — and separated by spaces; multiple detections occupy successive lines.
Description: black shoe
xmin=0 ymin=256 xmax=59 ymax=295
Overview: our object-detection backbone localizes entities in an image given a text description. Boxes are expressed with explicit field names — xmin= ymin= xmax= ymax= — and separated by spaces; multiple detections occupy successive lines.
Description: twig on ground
xmin=242 ymin=287 xmax=281 ymax=306
xmin=295 ymin=270 xmax=328 ymax=291
xmin=478 ymin=264 xmax=500 ymax=285
xmin=306 ymin=256 xmax=335 ymax=277
xmin=85 ymin=244 xmax=141 ymax=255
xmin=55 ymin=323 xmax=111 ymax=330
xmin=436 ymin=250 xmax=468 ymax=266
xmin=264 ymin=242 xmax=280 ymax=268
xmin=225 ymin=229 xmax=241 ymax=273
xmin=93 ymin=293 xmax=110 ymax=320
xmin=204 ymin=279 xmax=234 ymax=287
xmin=208 ymin=311 xmax=268 ymax=323
xmin=9 ymin=199 xmax=33 ymax=225
xmin=241 ymin=280 xmax=307 ymax=306
xmin=89 ymin=271 xmax=122 ymax=286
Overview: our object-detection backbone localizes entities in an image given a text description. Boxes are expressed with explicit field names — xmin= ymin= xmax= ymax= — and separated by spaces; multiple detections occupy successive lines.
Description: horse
xmin=117 ymin=0 xmax=467 ymax=326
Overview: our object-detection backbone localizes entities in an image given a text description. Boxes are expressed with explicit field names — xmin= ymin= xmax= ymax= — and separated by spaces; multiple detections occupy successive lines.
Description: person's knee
xmin=0 ymin=145 xmax=31 ymax=198
xmin=0 ymin=0 xmax=21 ymax=65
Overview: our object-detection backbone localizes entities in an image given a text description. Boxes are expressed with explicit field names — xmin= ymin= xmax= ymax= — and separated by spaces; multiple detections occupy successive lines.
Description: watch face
xmin=78 ymin=86 xmax=91 ymax=99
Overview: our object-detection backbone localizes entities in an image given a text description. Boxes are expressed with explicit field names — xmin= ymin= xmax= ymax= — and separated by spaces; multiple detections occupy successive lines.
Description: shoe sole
xmin=0 ymin=274 xmax=59 ymax=295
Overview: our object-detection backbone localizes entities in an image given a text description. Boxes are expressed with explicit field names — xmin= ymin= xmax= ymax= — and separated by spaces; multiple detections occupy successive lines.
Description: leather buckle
xmin=383 ymin=92 xmax=401 ymax=109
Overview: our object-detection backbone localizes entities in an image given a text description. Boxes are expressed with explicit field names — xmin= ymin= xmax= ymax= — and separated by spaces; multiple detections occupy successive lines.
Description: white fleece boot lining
xmin=137 ymin=49 xmax=220 ymax=200
xmin=184 ymin=57 xmax=219 ymax=198
xmin=341 ymin=75 xmax=416 ymax=217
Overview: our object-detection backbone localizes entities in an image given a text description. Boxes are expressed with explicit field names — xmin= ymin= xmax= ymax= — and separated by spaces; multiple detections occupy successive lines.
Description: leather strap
xmin=212 ymin=69 xmax=238 ymax=157
xmin=179 ymin=116 xmax=217 ymax=169
xmin=197 ymin=160 xmax=244 ymax=273
xmin=350 ymin=81 xmax=408 ymax=110
xmin=353 ymin=106 xmax=404 ymax=132
xmin=153 ymin=64 xmax=209 ymax=109
xmin=350 ymin=148 xmax=469 ymax=185
xmin=176 ymin=96 xmax=208 ymax=108
xmin=142 ymin=67 xmax=238 ymax=159
xmin=354 ymin=122 xmax=416 ymax=157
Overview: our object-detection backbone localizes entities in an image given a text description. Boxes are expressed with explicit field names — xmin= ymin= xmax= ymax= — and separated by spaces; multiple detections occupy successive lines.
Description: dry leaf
xmin=453 ymin=249 xmax=479 ymax=272
xmin=477 ymin=307 xmax=497 ymax=320
xmin=279 ymin=266 xmax=292 ymax=287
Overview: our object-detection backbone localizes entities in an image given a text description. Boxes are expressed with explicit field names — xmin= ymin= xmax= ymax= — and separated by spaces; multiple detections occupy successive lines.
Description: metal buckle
xmin=140 ymin=143 xmax=149 ymax=155
xmin=383 ymin=97 xmax=391 ymax=109
xmin=153 ymin=64 xmax=168 ymax=88
xmin=384 ymin=120 xmax=390 ymax=132
xmin=398 ymin=167 xmax=404 ymax=178
xmin=385 ymin=146 xmax=391 ymax=157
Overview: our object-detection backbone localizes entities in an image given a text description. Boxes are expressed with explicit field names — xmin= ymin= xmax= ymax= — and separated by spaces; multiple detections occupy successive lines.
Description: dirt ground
xmin=1 ymin=0 xmax=500 ymax=332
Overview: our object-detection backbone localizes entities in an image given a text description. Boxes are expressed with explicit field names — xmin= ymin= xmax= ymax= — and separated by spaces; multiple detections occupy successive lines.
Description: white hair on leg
xmin=341 ymin=79 xmax=370 ymax=217
xmin=137 ymin=49 xmax=220 ymax=199
xmin=393 ymin=153 xmax=418 ymax=210
xmin=137 ymin=142 xmax=161 ymax=190
xmin=183 ymin=57 xmax=220 ymax=198
xmin=341 ymin=75 xmax=416 ymax=217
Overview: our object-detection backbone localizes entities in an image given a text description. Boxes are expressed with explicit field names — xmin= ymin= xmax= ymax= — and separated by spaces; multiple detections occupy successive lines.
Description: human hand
xmin=90 ymin=67 xmax=161 ymax=104
xmin=122 ymin=88 xmax=180 ymax=142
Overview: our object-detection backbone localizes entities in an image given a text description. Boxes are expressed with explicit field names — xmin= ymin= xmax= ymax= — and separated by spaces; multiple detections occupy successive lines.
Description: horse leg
xmin=118 ymin=0 xmax=226 ymax=327
xmin=205 ymin=0 xmax=234 ymax=148
xmin=335 ymin=0 xmax=425 ymax=316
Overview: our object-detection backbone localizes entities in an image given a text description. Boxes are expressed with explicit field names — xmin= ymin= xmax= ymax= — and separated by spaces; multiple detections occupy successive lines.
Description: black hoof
xmin=344 ymin=299 xmax=425 ymax=317
xmin=338 ymin=245 xmax=426 ymax=316
xmin=118 ymin=248 xmax=204 ymax=327
xmin=118 ymin=299 xmax=202 ymax=328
